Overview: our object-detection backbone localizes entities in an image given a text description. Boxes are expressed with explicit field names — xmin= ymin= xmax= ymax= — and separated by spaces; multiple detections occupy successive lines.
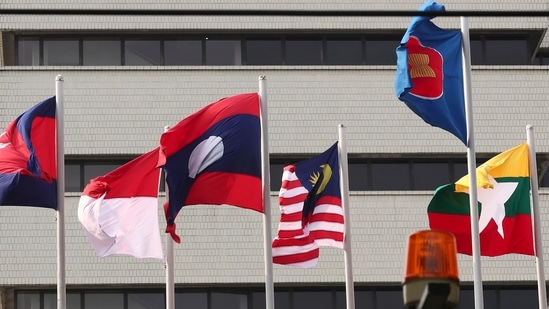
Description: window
xmin=326 ymin=38 xmax=362 ymax=65
xmin=43 ymin=39 xmax=79 ymax=65
xmin=205 ymin=39 xmax=241 ymax=65
xmin=83 ymin=40 xmax=121 ymax=65
xmin=210 ymin=291 xmax=248 ymax=309
xmin=371 ymin=162 xmax=411 ymax=190
xmin=17 ymin=37 xmax=40 ymax=65
xmin=125 ymin=40 xmax=161 ymax=65
xmin=246 ymin=39 xmax=282 ymax=65
xmin=14 ymin=32 xmax=539 ymax=66
xmin=175 ymin=292 xmax=208 ymax=309
xmin=365 ymin=39 xmax=400 ymax=65
xmin=84 ymin=292 xmax=124 ymax=309
xmin=413 ymin=162 xmax=449 ymax=190
xmin=127 ymin=292 xmax=164 ymax=309
xmin=286 ymin=38 xmax=323 ymax=65
xmin=294 ymin=291 xmax=333 ymax=309
xmin=164 ymin=40 xmax=202 ymax=65
xmin=44 ymin=292 xmax=81 ymax=309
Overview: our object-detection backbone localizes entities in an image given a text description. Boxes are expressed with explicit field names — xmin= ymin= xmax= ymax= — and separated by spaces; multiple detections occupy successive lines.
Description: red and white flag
xmin=272 ymin=143 xmax=344 ymax=268
xmin=78 ymin=148 xmax=163 ymax=259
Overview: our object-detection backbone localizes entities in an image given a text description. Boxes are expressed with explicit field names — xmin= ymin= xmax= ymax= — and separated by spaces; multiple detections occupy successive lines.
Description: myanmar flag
xmin=428 ymin=143 xmax=534 ymax=256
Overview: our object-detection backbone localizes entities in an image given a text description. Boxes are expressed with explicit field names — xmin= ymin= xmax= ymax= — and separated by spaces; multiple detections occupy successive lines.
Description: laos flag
xmin=158 ymin=93 xmax=262 ymax=242
xmin=0 ymin=97 xmax=57 ymax=209
xmin=395 ymin=0 xmax=467 ymax=145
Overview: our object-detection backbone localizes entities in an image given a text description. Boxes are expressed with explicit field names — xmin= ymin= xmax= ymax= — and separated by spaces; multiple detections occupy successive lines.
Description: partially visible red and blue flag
xmin=158 ymin=93 xmax=262 ymax=242
xmin=0 ymin=97 xmax=57 ymax=209
xmin=272 ymin=143 xmax=344 ymax=268
xmin=395 ymin=0 xmax=467 ymax=145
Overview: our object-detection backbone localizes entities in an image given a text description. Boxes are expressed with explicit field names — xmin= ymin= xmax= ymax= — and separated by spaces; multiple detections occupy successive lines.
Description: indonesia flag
xmin=78 ymin=148 xmax=163 ymax=260
xmin=272 ymin=143 xmax=344 ymax=268
xmin=0 ymin=97 xmax=57 ymax=209
xmin=158 ymin=93 xmax=262 ymax=242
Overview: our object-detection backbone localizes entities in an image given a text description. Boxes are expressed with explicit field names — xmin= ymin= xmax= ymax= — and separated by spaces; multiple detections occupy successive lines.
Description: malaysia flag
xmin=158 ymin=93 xmax=262 ymax=242
xmin=272 ymin=143 xmax=344 ymax=268
xmin=0 ymin=97 xmax=57 ymax=209
xmin=78 ymin=148 xmax=163 ymax=259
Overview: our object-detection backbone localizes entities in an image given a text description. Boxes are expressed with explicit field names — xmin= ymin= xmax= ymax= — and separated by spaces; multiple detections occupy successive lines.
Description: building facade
xmin=1 ymin=1 xmax=549 ymax=308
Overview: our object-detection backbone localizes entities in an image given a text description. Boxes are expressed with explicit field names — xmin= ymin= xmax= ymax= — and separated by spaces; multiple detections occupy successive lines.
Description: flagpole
xmin=526 ymin=124 xmax=547 ymax=309
xmin=55 ymin=75 xmax=66 ymax=309
xmin=164 ymin=125 xmax=175 ymax=309
xmin=338 ymin=124 xmax=355 ymax=309
xmin=258 ymin=75 xmax=275 ymax=309
xmin=460 ymin=17 xmax=484 ymax=309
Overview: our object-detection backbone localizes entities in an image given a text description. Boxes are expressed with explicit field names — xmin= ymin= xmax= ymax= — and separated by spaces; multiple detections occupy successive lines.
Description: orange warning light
xmin=404 ymin=230 xmax=459 ymax=284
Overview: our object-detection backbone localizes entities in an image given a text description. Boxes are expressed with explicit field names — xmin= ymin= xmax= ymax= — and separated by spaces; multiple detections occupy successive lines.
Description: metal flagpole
xmin=526 ymin=124 xmax=547 ymax=309
xmin=55 ymin=75 xmax=66 ymax=309
xmin=460 ymin=17 xmax=484 ymax=309
xmin=164 ymin=125 xmax=175 ymax=309
xmin=258 ymin=76 xmax=275 ymax=309
xmin=338 ymin=124 xmax=355 ymax=309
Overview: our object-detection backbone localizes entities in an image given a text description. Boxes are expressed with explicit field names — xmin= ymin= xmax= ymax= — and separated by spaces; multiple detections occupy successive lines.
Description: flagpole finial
xmin=258 ymin=75 xmax=266 ymax=80
xmin=56 ymin=75 xmax=64 ymax=82
xmin=526 ymin=124 xmax=534 ymax=130
xmin=338 ymin=123 xmax=345 ymax=128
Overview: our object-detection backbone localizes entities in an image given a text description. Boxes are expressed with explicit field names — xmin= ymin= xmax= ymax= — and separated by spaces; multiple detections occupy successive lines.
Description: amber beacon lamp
xmin=403 ymin=230 xmax=460 ymax=309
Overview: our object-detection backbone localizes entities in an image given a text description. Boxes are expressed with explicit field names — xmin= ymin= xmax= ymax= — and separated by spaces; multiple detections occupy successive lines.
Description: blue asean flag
xmin=395 ymin=0 xmax=467 ymax=145
xmin=158 ymin=93 xmax=262 ymax=242
xmin=0 ymin=97 xmax=57 ymax=209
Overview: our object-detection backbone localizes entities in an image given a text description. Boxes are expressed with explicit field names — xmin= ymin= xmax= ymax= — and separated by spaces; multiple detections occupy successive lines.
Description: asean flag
xmin=0 ymin=97 xmax=57 ymax=209
xmin=394 ymin=0 xmax=467 ymax=145
xmin=158 ymin=93 xmax=262 ymax=242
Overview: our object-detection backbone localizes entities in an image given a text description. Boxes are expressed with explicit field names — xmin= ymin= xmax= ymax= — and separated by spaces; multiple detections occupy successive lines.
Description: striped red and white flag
xmin=272 ymin=143 xmax=344 ymax=268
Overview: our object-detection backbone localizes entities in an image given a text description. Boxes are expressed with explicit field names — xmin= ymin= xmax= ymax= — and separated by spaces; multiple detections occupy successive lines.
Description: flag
xmin=272 ymin=143 xmax=344 ymax=268
xmin=78 ymin=148 xmax=163 ymax=259
xmin=394 ymin=0 xmax=467 ymax=145
xmin=0 ymin=97 xmax=57 ymax=209
xmin=428 ymin=143 xmax=533 ymax=256
xmin=158 ymin=93 xmax=262 ymax=242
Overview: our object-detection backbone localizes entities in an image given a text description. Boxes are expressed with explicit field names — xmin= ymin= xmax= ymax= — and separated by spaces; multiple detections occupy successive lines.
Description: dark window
xmin=164 ymin=40 xmax=202 ymax=65
xmin=336 ymin=290 xmax=374 ymax=309
xmin=127 ymin=292 xmax=164 ymax=309
xmin=83 ymin=40 xmax=121 ymax=65
xmin=371 ymin=162 xmax=411 ymax=190
xmin=205 ymin=39 xmax=241 ymax=65
xmin=326 ymin=39 xmax=362 ymax=65
xmin=285 ymin=39 xmax=322 ymax=65
xmin=210 ymin=292 xmax=248 ymax=309
xmin=365 ymin=40 xmax=399 ymax=65
xmin=16 ymin=291 xmax=39 ymax=309
xmin=65 ymin=164 xmax=81 ymax=192
xmin=348 ymin=163 xmax=368 ymax=190
xmin=246 ymin=39 xmax=283 ymax=65
xmin=413 ymin=162 xmax=449 ymax=190
xmin=452 ymin=162 xmax=469 ymax=182
xmin=44 ymin=292 xmax=81 ymax=309
xmin=125 ymin=40 xmax=161 ymax=65
xmin=499 ymin=289 xmax=538 ymax=309
xmin=252 ymin=291 xmax=291 ymax=309
xmin=17 ymin=38 xmax=40 ymax=65
xmin=84 ymin=292 xmax=124 ymax=309
xmin=470 ymin=39 xmax=484 ymax=65
xmin=376 ymin=290 xmax=406 ymax=309
xmin=175 ymin=292 xmax=208 ymax=309
xmin=43 ymin=39 xmax=79 ymax=65
xmin=270 ymin=163 xmax=286 ymax=191
xmin=485 ymin=39 xmax=529 ymax=65
xmin=457 ymin=288 xmax=497 ymax=309
xmin=293 ymin=291 xmax=333 ymax=309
